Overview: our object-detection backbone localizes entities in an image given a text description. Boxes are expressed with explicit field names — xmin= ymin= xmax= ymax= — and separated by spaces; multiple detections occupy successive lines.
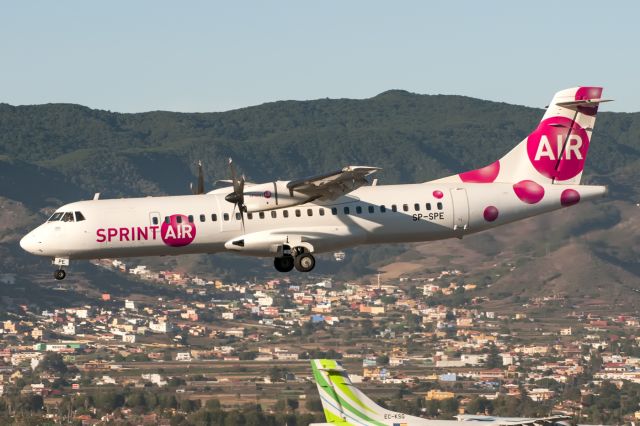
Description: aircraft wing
xmin=286 ymin=166 xmax=380 ymax=200
xmin=457 ymin=415 xmax=572 ymax=425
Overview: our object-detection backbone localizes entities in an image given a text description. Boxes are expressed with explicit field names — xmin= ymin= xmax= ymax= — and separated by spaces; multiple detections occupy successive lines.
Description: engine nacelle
xmin=224 ymin=231 xmax=314 ymax=256
xmin=242 ymin=181 xmax=310 ymax=213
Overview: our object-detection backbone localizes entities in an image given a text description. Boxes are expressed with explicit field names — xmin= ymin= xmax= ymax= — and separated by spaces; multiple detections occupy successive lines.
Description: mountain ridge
xmin=0 ymin=91 xmax=638 ymax=307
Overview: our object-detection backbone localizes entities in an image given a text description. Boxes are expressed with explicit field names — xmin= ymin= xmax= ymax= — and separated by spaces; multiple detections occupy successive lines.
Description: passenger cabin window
xmin=319 ymin=208 xmax=325 ymax=216
xmin=295 ymin=209 xmax=301 ymax=217
xmin=176 ymin=216 xmax=183 ymax=224
xmin=402 ymin=204 xmax=409 ymax=212
xmin=75 ymin=212 xmax=86 ymax=222
xmin=426 ymin=203 xmax=432 ymax=211
xmin=259 ymin=212 xmax=265 ymax=219
xmin=211 ymin=214 xmax=218 ymax=222
xmin=61 ymin=212 xmax=74 ymax=222
xmin=331 ymin=208 xmax=337 ymax=215
xmin=380 ymin=205 xmax=386 ymax=213
xmin=247 ymin=213 xmax=253 ymax=220
xmin=199 ymin=214 xmax=205 ymax=222
xmin=48 ymin=212 xmax=64 ymax=222
xmin=356 ymin=206 xmax=362 ymax=214
xmin=283 ymin=210 xmax=289 ymax=218
xmin=368 ymin=206 xmax=374 ymax=213
xmin=343 ymin=207 xmax=350 ymax=214
xmin=188 ymin=215 xmax=194 ymax=223
xmin=414 ymin=203 xmax=420 ymax=211
xmin=271 ymin=211 xmax=277 ymax=218
xmin=151 ymin=216 xmax=158 ymax=225
xmin=236 ymin=212 xmax=242 ymax=220
xmin=223 ymin=213 xmax=229 ymax=221
xmin=391 ymin=205 xmax=397 ymax=212
xmin=165 ymin=216 xmax=170 ymax=224
xmin=307 ymin=209 xmax=313 ymax=216
xmin=437 ymin=202 xmax=443 ymax=210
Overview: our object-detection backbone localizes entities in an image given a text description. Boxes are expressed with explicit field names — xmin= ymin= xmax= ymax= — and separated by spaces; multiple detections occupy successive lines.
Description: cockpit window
xmin=61 ymin=212 xmax=74 ymax=222
xmin=75 ymin=212 xmax=86 ymax=221
xmin=48 ymin=212 xmax=64 ymax=222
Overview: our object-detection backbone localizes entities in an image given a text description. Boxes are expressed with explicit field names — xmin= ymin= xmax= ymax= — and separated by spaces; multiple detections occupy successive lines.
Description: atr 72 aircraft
xmin=20 ymin=87 xmax=609 ymax=280
xmin=309 ymin=359 xmax=571 ymax=426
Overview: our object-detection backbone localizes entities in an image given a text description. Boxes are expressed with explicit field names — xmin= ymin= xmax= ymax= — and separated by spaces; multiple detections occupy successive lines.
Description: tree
xmin=305 ymin=398 xmax=323 ymax=412
xmin=376 ymin=354 xmax=390 ymax=366
xmin=286 ymin=398 xmax=299 ymax=411
xmin=466 ymin=396 xmax=492 ymax=415
xmin=37 ymin=352 xmax=67 ymax=375
xmin=485 ymin=344 xmax=502 ymax=369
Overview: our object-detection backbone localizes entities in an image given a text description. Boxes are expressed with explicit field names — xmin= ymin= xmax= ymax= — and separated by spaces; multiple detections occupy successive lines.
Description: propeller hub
xmin=225 ymin=193 xmax=242 ymax=204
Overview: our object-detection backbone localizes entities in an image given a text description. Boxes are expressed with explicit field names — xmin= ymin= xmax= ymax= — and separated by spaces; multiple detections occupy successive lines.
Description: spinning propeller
xmin=190 ymin=161 xmax=205 ymax=195
xmin=224 ymin=158 xmax=246 ymax=230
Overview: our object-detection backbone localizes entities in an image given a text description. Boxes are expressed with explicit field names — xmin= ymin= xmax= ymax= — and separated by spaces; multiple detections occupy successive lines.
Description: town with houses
xmin=0 ymin=259 xmax=638 ymax=425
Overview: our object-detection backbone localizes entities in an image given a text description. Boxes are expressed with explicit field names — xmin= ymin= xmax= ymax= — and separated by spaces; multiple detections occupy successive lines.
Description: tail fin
xmin=310 ymin=359 xmax=422 ymax=426
xmin=439 ymin=87 xmax=610 ymax=185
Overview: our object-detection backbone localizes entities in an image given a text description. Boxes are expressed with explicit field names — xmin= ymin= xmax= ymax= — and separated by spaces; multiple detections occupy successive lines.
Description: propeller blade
xmin=196 ymin=161 xmax=205 ymax=194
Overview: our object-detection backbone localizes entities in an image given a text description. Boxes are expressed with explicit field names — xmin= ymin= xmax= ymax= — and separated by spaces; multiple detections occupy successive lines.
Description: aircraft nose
xmin=20 ymin=231 xmax=41 ymax=254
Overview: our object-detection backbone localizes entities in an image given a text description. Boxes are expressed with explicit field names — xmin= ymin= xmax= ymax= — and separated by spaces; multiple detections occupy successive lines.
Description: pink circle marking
xmin=459 ymin=160 xmax=500 ymax=183
xmin=526 ymin=116 xmax=589 ymax=181
xmin=433 ymin=190 xmax=443 ymax=199
xmin=513 ymin=180 xmax=545 ymax=204
xmin=160 ymin=214 xmax=197 ymax=247
xmin=264 ymin=190 xmax=272 ymax=199
xmin=483 ymin=206 xmax=499 ymax=222
xmin=575 ymin=87 xmax=603 ymax=117
xmin=560 ymin=189 xmax=581 ymax=207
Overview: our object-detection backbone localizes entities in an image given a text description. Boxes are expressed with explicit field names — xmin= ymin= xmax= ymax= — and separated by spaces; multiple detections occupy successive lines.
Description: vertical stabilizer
xmin=435 ymin=86 xmax=610 ymax=185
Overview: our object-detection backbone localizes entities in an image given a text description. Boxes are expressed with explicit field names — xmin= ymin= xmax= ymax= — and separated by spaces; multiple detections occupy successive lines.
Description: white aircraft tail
xmin=438 ymin=86 xmax=610 ymax=185
xmin=310 ymin=359 xmax=427 ymax=425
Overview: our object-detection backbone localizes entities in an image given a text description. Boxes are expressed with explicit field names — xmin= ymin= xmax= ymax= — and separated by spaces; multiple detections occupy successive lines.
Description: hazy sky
xmin=1 ymin=1 xmax=638 ymax=113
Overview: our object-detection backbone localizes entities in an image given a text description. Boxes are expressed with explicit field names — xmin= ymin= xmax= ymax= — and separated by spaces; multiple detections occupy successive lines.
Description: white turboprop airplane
xmin=309 ymin=359 xmax=572 ymax=426
xmin=20 ymin=87 xmax=609 ymax=280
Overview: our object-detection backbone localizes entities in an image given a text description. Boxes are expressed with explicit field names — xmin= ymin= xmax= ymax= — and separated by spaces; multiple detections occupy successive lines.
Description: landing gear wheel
xmin=274 ymin=256 xmax=294 ymax=273
xmin=294 ymin=253 xmax=315 ymax=273
xmin=54 ymin=269 xmax=66 ymax=280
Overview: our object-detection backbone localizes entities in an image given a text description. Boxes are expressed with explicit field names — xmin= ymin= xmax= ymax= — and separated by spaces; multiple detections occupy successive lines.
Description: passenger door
xmin=450 ymin=188 xmax=469 ymax=231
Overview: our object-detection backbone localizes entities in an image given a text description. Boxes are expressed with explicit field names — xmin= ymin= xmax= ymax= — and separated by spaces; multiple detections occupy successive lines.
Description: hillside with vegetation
xmin=0 ymin=91 xmax=638 ymax=305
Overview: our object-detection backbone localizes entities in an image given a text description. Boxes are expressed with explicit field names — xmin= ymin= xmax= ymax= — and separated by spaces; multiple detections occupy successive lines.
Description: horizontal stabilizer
xmin=555 ymin=98 xmax=612 ymax=107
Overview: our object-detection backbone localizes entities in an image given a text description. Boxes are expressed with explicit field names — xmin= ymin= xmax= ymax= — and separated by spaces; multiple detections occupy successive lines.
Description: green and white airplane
xmin=309 ymin=359 xmax=571 ymax=426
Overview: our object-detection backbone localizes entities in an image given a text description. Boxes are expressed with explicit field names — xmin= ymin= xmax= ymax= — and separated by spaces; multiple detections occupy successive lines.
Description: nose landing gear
xmin=52 ymin=257 xmax=69 ymax=281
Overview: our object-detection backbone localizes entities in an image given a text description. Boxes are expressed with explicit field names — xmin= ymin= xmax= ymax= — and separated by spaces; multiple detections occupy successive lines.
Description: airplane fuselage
xmin=20 ymin=181 xmax=606 ymax=261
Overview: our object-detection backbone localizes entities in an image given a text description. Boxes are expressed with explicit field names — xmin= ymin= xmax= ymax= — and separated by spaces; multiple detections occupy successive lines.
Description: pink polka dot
xmin=526 ymin=116 xmax=589 ymax=181
xmin=483 ymin=206 xmax=499 ymax=222
xmin=561 ymin=189 xmax=580 ymax=207
xmin=513 ymin=180 xmax=545 ymax=204
xmin=433 ymin=190 xmax=443 ymax=199
xmin=459 ymin=160 xmax=500 ymax=183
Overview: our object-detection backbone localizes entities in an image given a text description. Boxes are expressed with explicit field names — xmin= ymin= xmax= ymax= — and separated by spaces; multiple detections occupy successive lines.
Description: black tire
xmin=294 ymin=253 xmax=315 ymax=272
xmin=54 ymin=269 xmax=66 ymax=280
xmin=274 ymin=256 xmax=294 ymax=273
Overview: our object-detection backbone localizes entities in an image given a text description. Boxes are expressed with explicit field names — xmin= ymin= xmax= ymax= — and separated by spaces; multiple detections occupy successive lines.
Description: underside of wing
xmin=286 ymin=166 xmax=380 ymax=200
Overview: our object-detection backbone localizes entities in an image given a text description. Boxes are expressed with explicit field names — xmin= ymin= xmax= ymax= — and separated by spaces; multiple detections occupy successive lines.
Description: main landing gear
xmin=273 ymin=246 xmax=315 ymax=273
xmin=52 ymin=257 xmax=69 ymax=281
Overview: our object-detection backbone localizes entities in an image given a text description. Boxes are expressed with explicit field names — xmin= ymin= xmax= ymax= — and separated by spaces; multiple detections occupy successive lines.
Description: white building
xmin=175 ymin=352 xmax=192 ymax=362
xmin=62 ymin=323 xmax=76 ymax=336
xmin=122 ymin=334 xmax=136 ymax=343
xmin=149 ymin=321 xmax=173 ymax=333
